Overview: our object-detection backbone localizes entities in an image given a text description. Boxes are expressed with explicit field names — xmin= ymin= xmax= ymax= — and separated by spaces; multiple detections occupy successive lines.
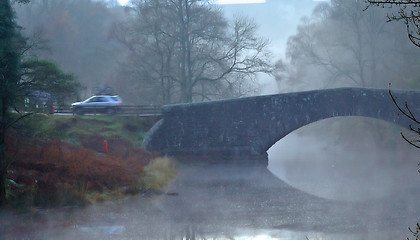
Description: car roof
xmin=87 ymin=95 xmax=121 ymax=99
xmin=82 ymin=95 xmax=121 ymax=101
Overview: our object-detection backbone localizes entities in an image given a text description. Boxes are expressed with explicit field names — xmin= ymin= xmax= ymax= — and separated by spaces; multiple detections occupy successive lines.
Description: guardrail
xmin=118 ymin=105 xmax=162 ymax=116
xmin=54 ymin=105 xmax=162 ymax=116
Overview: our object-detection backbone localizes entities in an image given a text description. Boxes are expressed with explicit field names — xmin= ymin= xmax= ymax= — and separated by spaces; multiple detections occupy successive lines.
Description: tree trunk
xmin=0 ymin=96 xmax=7 ymax=206
xmin=0 ymin=172 xmax=6 ymax=207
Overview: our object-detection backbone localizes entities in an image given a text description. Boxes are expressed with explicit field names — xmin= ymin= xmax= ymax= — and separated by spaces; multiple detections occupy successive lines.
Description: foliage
xmin=20 ymin=59 xmax=81 ymax=107
xmin=112 ymin=0 xmax=273 ymax=104
xmin=1 ymin=0 xmax=83 ymax=205
xmin=6 ymin=138 xmax=140 ymax=207
xmin=4 ymin=115 xmax=168 ymax=209
xmin=14 ymin=114 xmax=157 ymax=146
xmin=0 ymin=0 xmax=24 ymax=206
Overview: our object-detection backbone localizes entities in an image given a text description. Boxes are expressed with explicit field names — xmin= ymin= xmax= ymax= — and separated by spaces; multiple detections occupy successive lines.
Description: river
xmin=1 ymin=159 xmax=419 ymax=239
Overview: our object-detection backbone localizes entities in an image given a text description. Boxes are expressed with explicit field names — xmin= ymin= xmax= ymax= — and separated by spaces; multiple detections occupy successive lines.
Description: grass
xmin=16 ymin=114 xmax=158 ymax=146
xmin=5 ymin=114 xmax=176 ymax=210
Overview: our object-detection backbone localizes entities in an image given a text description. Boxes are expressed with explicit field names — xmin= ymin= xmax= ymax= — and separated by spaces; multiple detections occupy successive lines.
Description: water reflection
xmin=0 ymin=162 xmax=418 ymax=239
xmin=267 ymin=118 xmax=420 ymax=202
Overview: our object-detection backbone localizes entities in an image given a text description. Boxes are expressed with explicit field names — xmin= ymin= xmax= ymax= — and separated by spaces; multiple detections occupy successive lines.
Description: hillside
xmin=5 ymin=114 xmax=176 ymax=210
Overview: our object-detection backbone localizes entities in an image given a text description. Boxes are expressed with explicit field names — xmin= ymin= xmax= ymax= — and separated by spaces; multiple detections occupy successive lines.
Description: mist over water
xmin=2 ymin=154 xmax=418 ymax=239
xmin=268 ymin=117 xmax=420 ymax=202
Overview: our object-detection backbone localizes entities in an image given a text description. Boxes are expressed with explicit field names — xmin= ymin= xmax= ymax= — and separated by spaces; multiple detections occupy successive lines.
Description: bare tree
xmin=365 ymin=4 xmax=420 ymax=238
xmin=365 ymin=0 xmax=420 ymax=164
xmin=113 ymin=0 xmax=273 ymax=104
xmin=388 ymin=84 xmax=420 ymax=150
xmin=366 ymin=0 xmax=420 ymax=47
xmin=278 ymin=0 xmax=402 ymax=90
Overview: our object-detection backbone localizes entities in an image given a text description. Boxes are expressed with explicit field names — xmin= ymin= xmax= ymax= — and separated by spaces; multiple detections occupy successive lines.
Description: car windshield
xmin=83 ymin=96 xmax=95 ymax=102
xmin=111 ymin=96 xmax=121 ymax=102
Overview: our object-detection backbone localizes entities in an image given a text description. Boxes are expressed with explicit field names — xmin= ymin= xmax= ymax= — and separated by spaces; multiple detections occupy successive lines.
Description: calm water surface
xmin=1 ymin=159 xmax=419 ymax=239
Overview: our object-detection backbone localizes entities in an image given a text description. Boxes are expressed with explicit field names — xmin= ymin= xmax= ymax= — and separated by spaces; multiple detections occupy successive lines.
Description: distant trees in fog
xmin=366 ymin=0 xmax=420 ymax=178
xmin=275 ymin=0 xmax=420 ymax=91
xmin=112 ymin=0 xmax=273 ymax=104
xmin=14 ymin=0 xmax=273 ymax=104
xmin=14 ymin=0 xmax=124 ymax=98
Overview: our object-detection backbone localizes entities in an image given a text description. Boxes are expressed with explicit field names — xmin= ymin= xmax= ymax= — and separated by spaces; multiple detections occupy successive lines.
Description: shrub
xmin=141 ymin=156 xmax=177 ymax=192
xmin=6 ymin=135 xmax=156 ymax=208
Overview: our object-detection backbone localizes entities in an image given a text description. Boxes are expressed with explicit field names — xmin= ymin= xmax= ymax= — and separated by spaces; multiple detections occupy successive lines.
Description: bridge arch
xmin=265 ymin=115 xmax=406 ymax=153
xmin=143 ymin=88 xmax=420 ymax=164
xmin=260 ymin=111 xmax=410 ymax=154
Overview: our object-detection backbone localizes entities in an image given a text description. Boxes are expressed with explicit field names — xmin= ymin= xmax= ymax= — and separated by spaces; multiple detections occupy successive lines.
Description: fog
xmin=4 ymin=0 xmax=420 ymax=239
xmin=2 ymin=160 xmax=418 ymax=239
xmin=219 ymin=0 xmax=321 ymax=95
xmin=220 ymin=0 xmax=320 ymax=58
xmin=268 ymin=117 xmax=420 ymax=202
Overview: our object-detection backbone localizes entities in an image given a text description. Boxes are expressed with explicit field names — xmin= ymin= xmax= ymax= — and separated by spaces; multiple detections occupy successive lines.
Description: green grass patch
xmin=14 ymin=114 xmax=159 ymax=145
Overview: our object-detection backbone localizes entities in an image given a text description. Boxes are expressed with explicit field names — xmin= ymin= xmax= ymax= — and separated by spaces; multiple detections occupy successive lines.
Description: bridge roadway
xmin=143 ymin=88 xmax=420 ymax=165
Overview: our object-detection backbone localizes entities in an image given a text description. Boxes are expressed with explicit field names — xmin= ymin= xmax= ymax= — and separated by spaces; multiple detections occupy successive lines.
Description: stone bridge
xmin=143 ymin=88 xmax=420 ymax=164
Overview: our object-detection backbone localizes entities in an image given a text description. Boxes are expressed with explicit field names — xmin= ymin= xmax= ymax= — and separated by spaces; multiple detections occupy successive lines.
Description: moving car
xmin=72 ymin=95 xmax=122 ymax=115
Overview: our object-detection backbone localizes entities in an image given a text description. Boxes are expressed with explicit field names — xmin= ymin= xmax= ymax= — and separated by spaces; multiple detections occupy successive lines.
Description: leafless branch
xmin=407 ymin=222 xmax=420 ymax=240
xmin=365 ymin=0 xmax=420 ymax=47
xmin=389 ymin=83 xmax=420 ymax=124
xmin=389 ymin=84 xmax=420 ymax=170
xmin=5 ymin=112 xmax=33 ymax=130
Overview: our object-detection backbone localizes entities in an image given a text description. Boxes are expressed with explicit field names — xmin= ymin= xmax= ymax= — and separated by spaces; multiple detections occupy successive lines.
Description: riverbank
xmin=4 ymin=114 xmax=176 ymax=210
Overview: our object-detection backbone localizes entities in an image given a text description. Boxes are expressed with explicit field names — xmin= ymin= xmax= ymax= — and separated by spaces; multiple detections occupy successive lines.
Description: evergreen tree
xmin=0 ymin=0 xmax=21 ymax=206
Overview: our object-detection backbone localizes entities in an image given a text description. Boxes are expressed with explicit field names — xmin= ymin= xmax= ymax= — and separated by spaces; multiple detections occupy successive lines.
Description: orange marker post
xmin=104 ymin=140 xmax=108 ymax=154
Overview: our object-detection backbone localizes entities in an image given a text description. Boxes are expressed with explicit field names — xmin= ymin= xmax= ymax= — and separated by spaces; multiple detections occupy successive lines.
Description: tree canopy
xmin=113 ymin=0 xmax=273 ymax=104
xmin=0 ymin=0 xmax=25 ymax=206
xmin=20 ymin=59 xmax=81 ymax=106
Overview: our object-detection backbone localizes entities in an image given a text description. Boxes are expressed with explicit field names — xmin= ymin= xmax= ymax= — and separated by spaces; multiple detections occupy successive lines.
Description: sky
xmin=118 ymin=0 xmax=129 ymax=5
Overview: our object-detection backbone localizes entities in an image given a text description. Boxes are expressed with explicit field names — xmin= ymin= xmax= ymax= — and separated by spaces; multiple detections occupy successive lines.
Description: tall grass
xmin=142 ymin=156 xmax=177 ymax=192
